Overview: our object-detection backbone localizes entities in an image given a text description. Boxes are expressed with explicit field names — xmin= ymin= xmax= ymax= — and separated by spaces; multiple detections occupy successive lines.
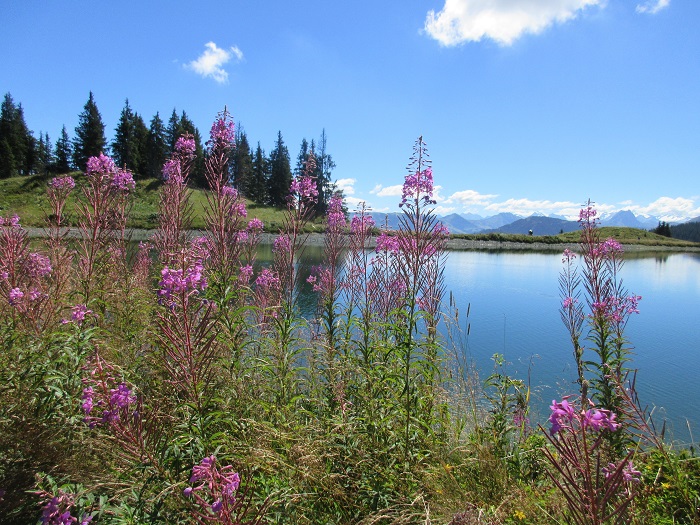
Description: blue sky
xmin=1 ymin=0 xmax=698 ymax=220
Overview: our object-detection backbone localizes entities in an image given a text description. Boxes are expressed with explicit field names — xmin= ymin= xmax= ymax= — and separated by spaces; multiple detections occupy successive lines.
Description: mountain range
xmin=367 ymin=210 xmax=699 ymax=237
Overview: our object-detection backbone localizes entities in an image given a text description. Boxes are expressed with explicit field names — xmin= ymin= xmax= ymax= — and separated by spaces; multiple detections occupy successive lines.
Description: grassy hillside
xmin=0 ymin=173 xmax=325 ymax=232
xmin=1 ymin=174 xmax=699 ymax=248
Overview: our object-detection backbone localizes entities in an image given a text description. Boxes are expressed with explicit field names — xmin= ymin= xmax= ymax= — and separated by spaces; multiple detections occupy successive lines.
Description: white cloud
xmin=445 ymin=189 xmax=499 ymax=207
xmin=335 ymin=178 xmax=356 ymax=195
xmin=636 ymin=0 xmax=670 ymax=14
xmin=371 ymin=184 xmax=404 ymax=198
xmin=624 ymin=196 xmax=699 ymax=222
xmin=424 ymin=0 xmax=602 ymax=46
xmin=344 ymin=196 xmax=368 ymax=209
xmin=433 ymin=205 xmax=457 ymax=216
xmin=185 ymin=42 xmax=243 ymax=84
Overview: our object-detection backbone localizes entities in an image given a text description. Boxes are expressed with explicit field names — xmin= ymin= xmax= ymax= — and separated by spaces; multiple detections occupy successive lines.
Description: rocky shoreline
xmin=23 ymin=227 xmax=700 ymax=253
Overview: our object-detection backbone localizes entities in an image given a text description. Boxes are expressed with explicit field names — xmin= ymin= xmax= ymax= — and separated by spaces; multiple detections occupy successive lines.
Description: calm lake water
xmin=275 ymin=245 xmax=700 ymax=444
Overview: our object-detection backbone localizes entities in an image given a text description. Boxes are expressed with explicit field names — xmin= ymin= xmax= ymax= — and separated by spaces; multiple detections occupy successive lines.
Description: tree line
xmin=0 ymin=91 xmax=336 ymax=215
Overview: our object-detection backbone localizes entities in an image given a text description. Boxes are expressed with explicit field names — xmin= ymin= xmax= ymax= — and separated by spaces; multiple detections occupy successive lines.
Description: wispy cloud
xmin=623 ymin=196 xmax=699 ymax=221
xmin=445 ymin=189 xmax=499 ymax=207
xmin=371 ymin=184 xmax=404 ymax=197
xmin=335 ymin=178 xmax=356 ymax=195
xmin=484 ymin=198 xmax=585 ymax=218
xmin=636 ymin=0 xmax=670 ymax=15
xmin=424 ymin=0 xmax=602 ymax=47
xmin=185 ymin=42 xmax=243 ymax=84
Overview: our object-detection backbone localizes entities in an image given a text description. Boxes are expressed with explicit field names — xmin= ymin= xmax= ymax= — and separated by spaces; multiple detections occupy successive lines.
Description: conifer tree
xmin=250 ymin=142 xmax=269 ymax=205
xmin=294 ymin=138 xmax=310 ymax=177
xmin=0 ymin=93 xmax=35 ymax=177
xmin=36 ymin=132 xmax=54 ymax=176
xmin=231 ymin=126 xmax=253 ymax=195
xmin=112 ymin=99 xmax=138 ymax=172
xmin=146 ymin=112 xmax=168 ymax=179
xmin=315 ymin=128 xmax=336 ymax=216
xmin=73 ymin=91 xmax=107 ymax=170
xmin=267 ymin=131 xmax=292 ymax=207
xmin=54 ymin=125 xmax=73 ymax=173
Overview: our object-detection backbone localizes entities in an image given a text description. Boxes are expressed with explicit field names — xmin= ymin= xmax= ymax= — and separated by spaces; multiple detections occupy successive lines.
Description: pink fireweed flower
xmin=0 ymin=214 xmax=21 ymax=227
xmin=600 ymin=237 xmax=623 ymax=256
xmin=222 ymin=186 xmax=238 ymax=198
xmin=603 ymin=461 xmax=641 ymax=483
xmin=273 ymin=234 xmax=291 ymax=254
xmin=562 ymin=248 xmax=577 ymax=263
xmin=375 ymin=232 xmax=399 ymax=254
xmin=583 ymin=407 xmax=619 ymax=432
xmin=327 ymin=194 xmax=346 ymax=228
xmin=350 ymin=214 xmax=375 ymax=234
xmin=400 ymin=167 xmax=435 ymax=207
xmin=579 ymin=205 xmax=597 ymax=223
xmin=28 ymin=289 xmax=44 ymax=302
xmin=111 ymin=168 xmax=136 ymax=192
xmin=562 ymin=296 xmax=576 ymax=309
xmin=48 ymin=176 xmax=76 ymax=191
xmin=86 ymin=153 xmax=116 ymax=181
xmin=27 ymin=252 xmax=53 ymax=278
xmin=175 ymin=135 xmax=196 ymax=156
xmin=549 ymin=397 xmax=576 ymax=436
xmin=247 ymin=218 xmax=264 ymax=232
xmin=290 ymin=175 xmax=319 ymax=202
xmin=208 ymin=117 xmax=235 ymax=149
xmin=162 ymin=158 xmax=183 ymax=183
xmin=238 ymin=265 xmax=254 ymax=285
xmin=70 ymin=304 xmax=93 ymax=325
xmin=110 ymin=383 xmax=136 ymax=409
xmin=8 ymin=287 xmax=24 ymax=306
xmin=307 ymin=265 xmax=333 ymax=294
xmin=255 ymin=268 xmax=280 ymax=290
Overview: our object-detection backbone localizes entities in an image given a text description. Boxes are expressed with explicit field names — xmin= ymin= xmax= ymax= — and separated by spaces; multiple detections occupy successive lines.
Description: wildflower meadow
xmin=1 ymin=110 xmax=699 ymax=524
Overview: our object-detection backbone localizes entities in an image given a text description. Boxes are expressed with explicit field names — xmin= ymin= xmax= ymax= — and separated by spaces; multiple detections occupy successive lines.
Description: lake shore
xmin=24 ymin=227 xmax=700 ymax=253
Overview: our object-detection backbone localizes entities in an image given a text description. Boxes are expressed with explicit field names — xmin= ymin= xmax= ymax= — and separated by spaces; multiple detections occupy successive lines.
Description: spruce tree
xmin=36 ymin=132 xmax=54 ymax=176
xmin=112 ymin=99 xmax=137 ymax=171
xmin=54 ymin=125 xmax=73 ymax=173
xmin=133 ymin=113 xmax=149 ymax=178
xmin=73 ymin=91 xmax=107 ymax=170
xmin=294 ymin=138 xmax=310 ymax=177
xmin=0 ymin=93 xmax=35 ymax=177
xmin=146 ymin=112 xmax=168 ymax=179
xmin=267 ymin=131 xmax=292 ymax=207
xmin=250 ymin=142 xmax=269 ymax=205
xmin=231 ymin=126 xmax=253 ymax=195
xmin=315 ymin=128 xmax=336 ymax=216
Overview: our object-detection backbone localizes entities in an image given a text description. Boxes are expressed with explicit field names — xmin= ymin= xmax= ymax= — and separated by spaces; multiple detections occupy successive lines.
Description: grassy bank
xmin=3 ymin=174 xmax=699 ymax=250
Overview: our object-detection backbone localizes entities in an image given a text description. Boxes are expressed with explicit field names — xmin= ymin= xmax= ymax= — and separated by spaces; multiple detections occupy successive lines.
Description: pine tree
xmin=73 ymin=91 xmax=107 ymax=170
xmin=294 ymin=138 xmax=310 ymax=177
xmin=250 ymin=142 xmax=269 ymax=205
xmin=0 ymin=93 xmax=35 ymax=177
xmin=231 ymin=126 xmax=253 ymax=195
xmin=165 ymin=108 xmax=181 ymax=153
xmin=54 ymin=125 xmax=73 ymax=173
xmin=145 ymin=112 xmax=168 ymax=179
xmin=112 ymin=99 xmax=138 ymax=171
xmin=133 ymin=113 xmax=149 ymax=178
xmin=315 ymin=128 xmax=336 ymax=216
xmin=267 ymin=131 xmax=292 ymax=207
xmin=36 ymin=132 xmax=54 ymax=176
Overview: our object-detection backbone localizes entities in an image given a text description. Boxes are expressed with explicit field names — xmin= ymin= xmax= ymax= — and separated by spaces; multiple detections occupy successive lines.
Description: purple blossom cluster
xmin=290 ymin=175 xmax=319 ymax=203
xmin=327 ymin=194 xmax=346 ymax=229
xmin=85 ymin=153 xmax=135 ymax=192
xmin=255 ymin=268 xmax=280 ymax=290
xmin=603 ymin=460 xmax=642 ymax=483
xmin=0 ymin=214 xmax=20 ymax=227
xmin=175 ymin=135 xmax=197 ymax=156
xmin=39 ymin=491 xmax=92 ymax=525
xmin=375 ymin=232 xmax=399 ymax=254
xmin=247 ymin=218 xmax=264 ymax=232
xmin=158 ymin=239 xmax=210 ymax=307
xmin=350 ymin=214 xmax=375 ymax=235
xmin=307 ymin=265 xmax=333 ymax=294
xmin=208 ymin=117 xmax=235 ymax=149
xmin=162 ymin=158 xmax=183 ymax=183
xmin=62 ymin=304 xmax=93 ymax=326
xmin=400 ymin=167 xmax=436 ymax=208
xmin=48 ymin=176 xmax=76 ymax=191
xmin=183 ymin=456 xmax=241 ymax=517
xmin=81 ymin=376 xmax=136 ymax=428
xmin=592 ymin=295 xmax=642 ymax=323
xmin=549 ymin=397 xmax=619 ymax=436
xmin=27 ymin=252 xmax=53 ymax=278
xmin=111 ymin=168 xmax=136 ymax=192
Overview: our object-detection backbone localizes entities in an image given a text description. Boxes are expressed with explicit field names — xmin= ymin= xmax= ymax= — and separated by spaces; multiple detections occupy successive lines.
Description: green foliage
xmin=73 ymin=91 xmax=107 ymax=171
